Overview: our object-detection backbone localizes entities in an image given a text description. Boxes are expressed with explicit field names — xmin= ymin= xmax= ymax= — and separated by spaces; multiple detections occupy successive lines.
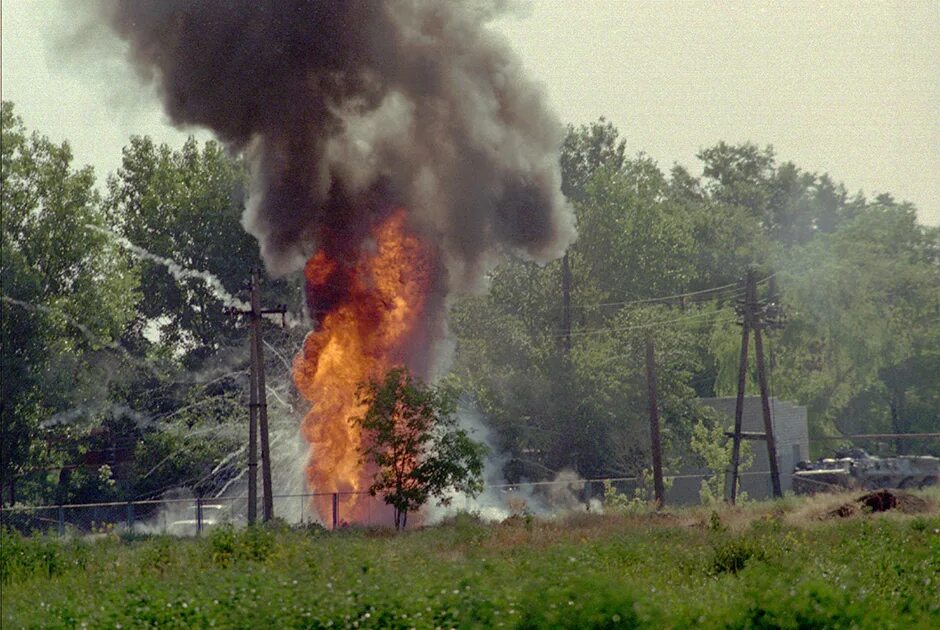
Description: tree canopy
xmin=2 ymin=104 xmax=936 ymax=511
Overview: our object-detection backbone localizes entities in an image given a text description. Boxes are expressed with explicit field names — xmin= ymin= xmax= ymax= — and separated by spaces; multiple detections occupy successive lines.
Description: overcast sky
xmin=3 ymin=0 xmax=938 ymax=225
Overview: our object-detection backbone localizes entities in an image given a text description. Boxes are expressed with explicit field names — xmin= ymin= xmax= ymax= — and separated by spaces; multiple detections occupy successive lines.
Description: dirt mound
xmin=860 ymin=489 xmax=898 ymax=512
xmin=893 ymin=492 xmax=930 ymax=514
xmin=828 ymin=490 xmax=931 ymax=519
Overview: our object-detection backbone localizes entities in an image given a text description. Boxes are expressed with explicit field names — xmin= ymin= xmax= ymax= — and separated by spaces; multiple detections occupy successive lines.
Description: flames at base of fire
xmin=292 ymin=209 xmax=437 ymax=524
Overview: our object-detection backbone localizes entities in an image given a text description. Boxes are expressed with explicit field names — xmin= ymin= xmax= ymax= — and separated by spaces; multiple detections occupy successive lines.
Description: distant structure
xmin=666 ymin=397 xmax=809 ymax=505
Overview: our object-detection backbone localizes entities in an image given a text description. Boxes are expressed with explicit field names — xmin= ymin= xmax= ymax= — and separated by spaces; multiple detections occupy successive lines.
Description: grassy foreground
xmin=2 ymin=492 xmax=939 ymax=629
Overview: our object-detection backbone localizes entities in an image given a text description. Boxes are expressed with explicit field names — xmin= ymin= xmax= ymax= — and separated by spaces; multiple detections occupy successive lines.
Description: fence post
xmin=58 ymin=505 xmax=65 ymax=537
xmin=299 ymin=495 xmax=304 ymax=524
xmin=196 ymin=497 xmax=203 ymax=536
xmin=332 ymin=493 xmax=339 ymax=530
xmin=126 ymin=501 xmax=135 ymax=531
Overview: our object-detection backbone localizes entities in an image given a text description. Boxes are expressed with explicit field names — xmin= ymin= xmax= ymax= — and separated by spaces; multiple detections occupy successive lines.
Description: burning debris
xmin=90 ymin=1 xmax=575 ymax=524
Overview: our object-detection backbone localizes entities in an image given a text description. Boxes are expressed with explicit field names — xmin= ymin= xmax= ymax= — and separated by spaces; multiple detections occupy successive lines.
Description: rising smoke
xmin=81 ymin=1 xmax=577 ymax=517
xmin=87 ymin=0 xmax=575 ymax=289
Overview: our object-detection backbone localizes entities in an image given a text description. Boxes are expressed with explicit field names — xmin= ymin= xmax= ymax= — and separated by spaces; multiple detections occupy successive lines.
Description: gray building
xmin=665 ymin=397 xmax=809 ymax=504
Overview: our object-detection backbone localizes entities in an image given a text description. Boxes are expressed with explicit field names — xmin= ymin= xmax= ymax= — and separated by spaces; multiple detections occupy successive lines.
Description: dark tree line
xmin=2 ymin=102 xmax=937 ymax=505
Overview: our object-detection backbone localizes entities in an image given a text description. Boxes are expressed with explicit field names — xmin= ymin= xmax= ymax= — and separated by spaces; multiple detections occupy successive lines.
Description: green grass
xmin=2 ymin=496 xmax=939 ymax=629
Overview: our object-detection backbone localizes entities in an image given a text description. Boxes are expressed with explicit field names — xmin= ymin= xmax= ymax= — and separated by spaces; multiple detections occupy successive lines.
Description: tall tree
xmin=105 ymin=136 xmax=294 ymax=367
xmin=1 ymin=102 xmax=139 ymax=502
xmin=560 ymin=118 xmax=627 ymax=202
xmin=750 ymin=199 xmax=938 ymax=451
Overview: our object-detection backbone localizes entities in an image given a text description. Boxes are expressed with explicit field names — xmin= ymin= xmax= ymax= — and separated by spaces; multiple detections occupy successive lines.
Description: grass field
xmin=2 ymin=490 xmax=939 ymax=629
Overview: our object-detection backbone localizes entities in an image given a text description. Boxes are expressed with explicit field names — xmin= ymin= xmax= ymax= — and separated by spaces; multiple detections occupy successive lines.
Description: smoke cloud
xmin=88 ymin=0 xmax=575 ymax=289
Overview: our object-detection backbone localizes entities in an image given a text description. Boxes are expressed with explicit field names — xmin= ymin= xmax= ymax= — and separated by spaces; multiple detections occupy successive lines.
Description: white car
xmin=167 ymin=504 xmax=230 ymax=535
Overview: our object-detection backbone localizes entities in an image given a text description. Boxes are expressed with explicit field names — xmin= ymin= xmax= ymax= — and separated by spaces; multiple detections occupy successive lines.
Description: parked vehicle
xmin=167 ymin=503 xmax=232 ymax=535
xmin=793 ymin=449 xmax=939 ymax=494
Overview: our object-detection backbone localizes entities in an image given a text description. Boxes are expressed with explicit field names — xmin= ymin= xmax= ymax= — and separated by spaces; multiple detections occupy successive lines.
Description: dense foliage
xmin=1 ymin=101 xmax=937 ymax=507
xmin=1 ymin=102 xmax=297 ymax=507
xmin=450 ymin=121 xmax=940 ymax=480
xmin=2 ymin=501 xmax=938 ymax=628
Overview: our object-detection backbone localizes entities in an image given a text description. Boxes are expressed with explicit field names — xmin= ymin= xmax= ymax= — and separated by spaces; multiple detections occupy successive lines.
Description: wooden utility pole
xmin=226 ymin=268 xmax=287 ymax=523
xmin=728 ymin=270 xmax=783 ymax=503
xmin=645 ymin=334 xmax=665 ymax=506
xmin=250 ymin=269 xmax=275 ymax=522
xmin=561 ymin=253 xmax=572 ymax=354
xmin=247 ymin=321 xmax=259 ymax=524
xmin=728 ymin=276 xmax=752 ymax=504
xmin=752 ymin=314 xmax=782 ymax=498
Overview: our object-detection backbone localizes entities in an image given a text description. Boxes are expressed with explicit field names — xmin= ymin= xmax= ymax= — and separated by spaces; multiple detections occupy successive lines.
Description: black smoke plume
xmin=91 ymin=0 xmax=575 ymax=288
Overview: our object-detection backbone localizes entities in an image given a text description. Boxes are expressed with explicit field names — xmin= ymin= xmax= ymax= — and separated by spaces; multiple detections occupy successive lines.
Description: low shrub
xmin=709 ymin=537 xmax=764 ymax=575
xmin=207 ymin=524 xmax=275 ymax=567
xmin=518 ymin=576 xmax=649 ymax=628
xmin=0 ymin=528 xmax=81 ymax=584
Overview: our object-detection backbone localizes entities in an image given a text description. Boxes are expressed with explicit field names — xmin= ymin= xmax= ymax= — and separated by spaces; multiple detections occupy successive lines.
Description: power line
xmin=551 ymin=306 xmax=733 ymax=339
xmin=592 ymin=317 xmax=739 ymax=368
xmin=568 ymin=282 xmax=739 ymax=310
xmin=566 ymin=274 xmax=775 ymax=311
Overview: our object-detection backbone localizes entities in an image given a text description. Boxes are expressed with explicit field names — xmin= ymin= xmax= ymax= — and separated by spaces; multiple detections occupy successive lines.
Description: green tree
xmin=1 ymin=102 xmax=139 ymax=503
xmin=697 ymin=141 xmax=857 ymax=246
xmin=452 ymin=122 xmax=714 ymax=481
xmin=690 ymin=407 xmax=752 ymax=504
xmin=105 ymin=136 xmax=294 ymax=367
xmin=352 ymin=367 xmax=486 ymax=529
xmin=768 ymin=200 xmax=939 ymax=452
xmin=560 ymin=117 xmax=627 ymax=202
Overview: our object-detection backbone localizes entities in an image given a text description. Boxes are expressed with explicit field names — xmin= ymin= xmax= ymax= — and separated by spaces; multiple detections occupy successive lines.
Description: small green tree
xmin=352 ymin=367 xmax=486 ymax=530
xmin=690 ymin=408 xmax=752 ymax=505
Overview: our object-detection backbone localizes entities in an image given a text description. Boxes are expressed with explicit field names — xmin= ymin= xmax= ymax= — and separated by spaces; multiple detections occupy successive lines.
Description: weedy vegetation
xmin=2 ymin=491 xmax=938 ymax=628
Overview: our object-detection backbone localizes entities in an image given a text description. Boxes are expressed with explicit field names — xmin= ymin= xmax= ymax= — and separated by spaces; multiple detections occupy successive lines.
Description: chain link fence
xmin=0 ymin=470 xmax=779 ymax=537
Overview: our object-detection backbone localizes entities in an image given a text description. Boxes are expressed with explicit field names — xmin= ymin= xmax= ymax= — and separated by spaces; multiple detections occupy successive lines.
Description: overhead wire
xmin=591 ymin=317 xmax=739 ymax=369
xmin=543 ymin=273 xmax=776 ymax=338
xmin=554 ymin=304 xmax=735 ymax=339
xmin=564 ymin=273 xmax=775 ymax=311
xmin=567 ymin=280 xmax=740 ymax=310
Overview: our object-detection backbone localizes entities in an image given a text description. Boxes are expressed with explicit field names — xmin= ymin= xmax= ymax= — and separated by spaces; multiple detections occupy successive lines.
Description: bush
xmin=709 ymin=537 xmax=764 ymax=575
xmin=140 ymin=536 xmax=176 ymax=575
xmin=207 ymin=525 xmax=275 ymax=567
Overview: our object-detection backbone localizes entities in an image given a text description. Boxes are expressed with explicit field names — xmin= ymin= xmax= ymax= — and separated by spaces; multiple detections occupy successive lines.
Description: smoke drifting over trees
xmin=89 ymin=0 xmax=575 ymax=288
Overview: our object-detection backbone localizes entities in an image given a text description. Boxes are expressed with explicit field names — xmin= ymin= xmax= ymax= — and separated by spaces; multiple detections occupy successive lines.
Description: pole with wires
xmin=728 ymin=269 xmax=784 ymax=503
xmin=645 ymin=333 xmax=665 ymax=507
xmin=728 ymin=276 xmax=751 ymax=504
xmin=225 ymin=268 xmax=287 ymax=523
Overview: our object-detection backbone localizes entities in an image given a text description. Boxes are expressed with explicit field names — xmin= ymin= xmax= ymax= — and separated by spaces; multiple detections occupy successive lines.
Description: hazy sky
xmin=3 ymin=0 xmax=938 ymax=225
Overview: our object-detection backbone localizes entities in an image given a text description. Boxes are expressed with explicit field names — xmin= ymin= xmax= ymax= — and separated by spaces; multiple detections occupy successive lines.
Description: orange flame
xmin=292 ymin=209 xmax=436 ymax=524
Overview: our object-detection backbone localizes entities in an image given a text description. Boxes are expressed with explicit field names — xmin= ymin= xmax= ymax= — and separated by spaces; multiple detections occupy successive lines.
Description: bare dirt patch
xmin=825 ymin=489 xmax=933 ymax=519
